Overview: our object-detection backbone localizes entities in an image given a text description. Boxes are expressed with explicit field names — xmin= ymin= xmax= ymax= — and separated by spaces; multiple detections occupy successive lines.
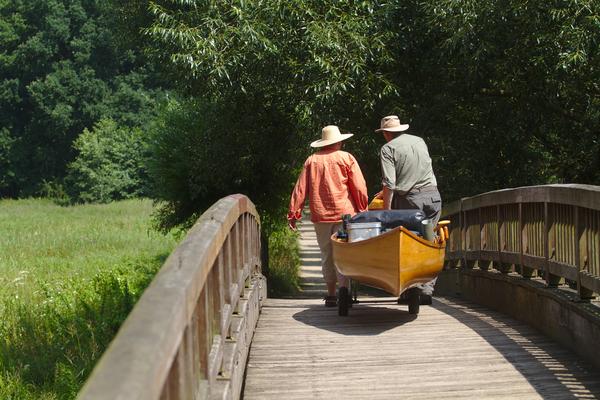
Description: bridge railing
xmin=442 ymin=184 xmax=600 ymax=300
xmin=78 ymin=194 xmax=266 ymax=400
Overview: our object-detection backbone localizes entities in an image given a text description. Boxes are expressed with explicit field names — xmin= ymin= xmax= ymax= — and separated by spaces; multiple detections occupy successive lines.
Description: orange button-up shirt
xmin=288 ymin=149 xmax=368 ymax=223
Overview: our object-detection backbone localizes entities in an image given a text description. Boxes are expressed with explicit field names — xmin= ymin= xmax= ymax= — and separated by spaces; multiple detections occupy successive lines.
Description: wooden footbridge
xmin=77 ymin=185 xmax=600 ymax=399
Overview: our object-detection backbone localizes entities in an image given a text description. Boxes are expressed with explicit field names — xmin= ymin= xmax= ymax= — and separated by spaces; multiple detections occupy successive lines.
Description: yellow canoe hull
xmin=331 ymin=226 xmax=445 ymax=297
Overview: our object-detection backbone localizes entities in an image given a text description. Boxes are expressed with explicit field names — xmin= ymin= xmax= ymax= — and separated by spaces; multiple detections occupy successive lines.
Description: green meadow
xmin=0 ymin=199 xmax=177 ymax=399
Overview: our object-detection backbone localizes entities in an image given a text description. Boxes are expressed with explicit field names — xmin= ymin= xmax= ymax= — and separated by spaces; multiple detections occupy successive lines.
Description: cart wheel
xmin=397 ymin=290 xmax=409 ymax=304
xmin=408 ymin=288 xmax=420 ymax=315
xmin=338 ymin=286 xmax=349 ymax=316
xmin=348 ymin=279 xmax=355 ymax=308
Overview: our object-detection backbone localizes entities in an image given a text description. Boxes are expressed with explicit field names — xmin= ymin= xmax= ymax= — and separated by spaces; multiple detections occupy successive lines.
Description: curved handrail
xmin=442 ymin=184 xmax=600 ymax=300
xmin=78 ymin=194 xmax=266 ymax=400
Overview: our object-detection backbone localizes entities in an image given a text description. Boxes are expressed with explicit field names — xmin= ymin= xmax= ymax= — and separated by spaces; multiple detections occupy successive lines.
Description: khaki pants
xmin=313 ymin=222 xmax=343 ymax=285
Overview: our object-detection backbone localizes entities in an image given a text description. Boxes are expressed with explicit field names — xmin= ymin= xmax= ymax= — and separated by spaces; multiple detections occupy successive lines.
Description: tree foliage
xmin=139 ymin=0 xmax=599 ymax=229
xmin=0 ymin=0 xmax=165 ymax=197
xmin=145 ymin=1 xmax=396 ymax=107
xmin=147 ymin=96 xmax=300 ymax=232
xmin=66 ymin=119 xmax=150 ymax=203
xmin=142 ymin=0 xmax=402 ymax=229
xmin=1 ymin=0 xmax=597 ymax=222
xmin=416 ymin=0 xmax=600 ymax=198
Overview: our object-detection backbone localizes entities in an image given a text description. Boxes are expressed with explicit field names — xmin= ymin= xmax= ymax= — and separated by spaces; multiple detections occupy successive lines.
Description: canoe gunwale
xmin=331 ymin=225 xmax=444 ymax=250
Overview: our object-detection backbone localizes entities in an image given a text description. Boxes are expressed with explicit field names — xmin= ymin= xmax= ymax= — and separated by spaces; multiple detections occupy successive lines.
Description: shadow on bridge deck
xmin=244 ymin=297 xmax=600 ymax=399
xmin=244 ymin=220 xmax=600 ymax=399
xmin=433 ymin=298 xmax=600 ymax=399
xmin=292 ymin=301 xmax=418 ymax=335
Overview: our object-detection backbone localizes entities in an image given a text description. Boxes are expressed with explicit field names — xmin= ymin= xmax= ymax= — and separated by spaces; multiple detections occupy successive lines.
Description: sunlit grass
xmin=0 ymin=199 xmax=178 ymax=399
xmin=0 ymin=198 xmax=173 ymax=285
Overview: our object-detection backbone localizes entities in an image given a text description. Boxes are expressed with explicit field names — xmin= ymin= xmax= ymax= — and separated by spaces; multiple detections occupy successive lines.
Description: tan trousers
xmin=313 ymin=222 xmax=344 ymax=285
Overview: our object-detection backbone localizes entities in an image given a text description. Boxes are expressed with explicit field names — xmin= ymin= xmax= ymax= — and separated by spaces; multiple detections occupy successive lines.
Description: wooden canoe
xmin=331 ymin=226 xmax=445 ymax=297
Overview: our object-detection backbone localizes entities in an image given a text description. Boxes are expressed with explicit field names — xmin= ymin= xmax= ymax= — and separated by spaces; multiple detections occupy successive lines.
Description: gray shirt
xmin=380 ymin=133 xmax=437 ymax=195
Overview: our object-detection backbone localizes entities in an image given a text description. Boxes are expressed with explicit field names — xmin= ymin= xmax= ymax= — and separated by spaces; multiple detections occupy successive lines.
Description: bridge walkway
xmin=242 ymin=220 xmax=600 ymax=399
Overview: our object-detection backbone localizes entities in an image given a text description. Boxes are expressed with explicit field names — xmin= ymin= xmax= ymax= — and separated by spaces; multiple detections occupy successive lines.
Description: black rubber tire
xmin=408 ymin=288 xmax=420 ymax=315
xmin=348 ymin=281 xmax=355 ymax=308
xmin=397 ymin=290 xmax=409 ymax=304
xmin=338 ymin=286 xmax=349 ymax=316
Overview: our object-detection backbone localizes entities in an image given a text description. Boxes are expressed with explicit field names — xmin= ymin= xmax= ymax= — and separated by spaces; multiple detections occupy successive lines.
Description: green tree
xmin=414 ymin=0 xmax=600 ymax=198
xmin=0 ymin=0 xmax=165 ymax=197
xmin=139 ymin=0 xmax=599 ymax=228
xmin=148 ymin=96 xmax=301 ymax=232
xmin=66 ymin=118 xmax=150 ymax=203
xmin=140 ymin=0 xmax=403 ymax=229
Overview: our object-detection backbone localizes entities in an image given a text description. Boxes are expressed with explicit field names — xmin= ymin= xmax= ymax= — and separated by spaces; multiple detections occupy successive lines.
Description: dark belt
xmin=410 ymin=185 xmax=438 ymax=193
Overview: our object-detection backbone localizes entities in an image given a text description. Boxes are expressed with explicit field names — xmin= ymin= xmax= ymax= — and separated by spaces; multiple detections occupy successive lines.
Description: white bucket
xmin=347 ymin=222 xmax=382 ymax=242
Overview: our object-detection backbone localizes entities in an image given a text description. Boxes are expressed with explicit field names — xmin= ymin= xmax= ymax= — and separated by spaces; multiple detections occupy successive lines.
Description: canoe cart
xmin=331 ymin=210 xmax=450 ymax=316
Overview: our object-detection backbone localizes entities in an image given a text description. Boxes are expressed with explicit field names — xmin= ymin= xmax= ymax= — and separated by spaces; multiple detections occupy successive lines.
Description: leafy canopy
xmin=127 ymin=0 xmax=600 ymax=228
xmin=0 ymin=0 xmax=165 ymax=197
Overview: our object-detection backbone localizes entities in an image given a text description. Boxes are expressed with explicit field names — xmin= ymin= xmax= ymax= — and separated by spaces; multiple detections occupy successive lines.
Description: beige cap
xmin=310 ymin=125 xmax=353 ymax=148
xmin=375 ymin=115 xmax=409 ymax=132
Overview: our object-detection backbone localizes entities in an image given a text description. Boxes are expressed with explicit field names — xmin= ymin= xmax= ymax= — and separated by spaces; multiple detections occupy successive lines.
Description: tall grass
xmin=267 ymin=227 xmax=301 ymax=297
xmin=0 ymin=199 xmax=177 ymax=399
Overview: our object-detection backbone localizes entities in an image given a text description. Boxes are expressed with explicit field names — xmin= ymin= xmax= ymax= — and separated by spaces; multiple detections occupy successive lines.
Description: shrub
xmin=266 ymin=227 xmax=301 ymax=297
xmin=147 ymin=97 xmax=300 ymax=234
xmin=37 ymin=180 xmax=70 ymax=206
xmin=65 ymin=118 xmax=150 ymax=203
xmin=0 ymin=128 xmax=17 ymax=197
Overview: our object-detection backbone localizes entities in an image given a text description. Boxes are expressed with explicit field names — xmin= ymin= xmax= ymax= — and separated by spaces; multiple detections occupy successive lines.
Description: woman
xmin=288 ymin=125 xmax=368 ymax=306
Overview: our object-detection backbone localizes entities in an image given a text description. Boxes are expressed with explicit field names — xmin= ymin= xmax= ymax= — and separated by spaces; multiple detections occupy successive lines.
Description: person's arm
xmin=382 ymin=185 xmax=394 ymax=210
xmin=287 ymin=162 xmax=309 ymax=231
xmin=380 ymin=146 xmax=399 ymax=210
xmin=347 ymin=155 xmax=369 ymax=212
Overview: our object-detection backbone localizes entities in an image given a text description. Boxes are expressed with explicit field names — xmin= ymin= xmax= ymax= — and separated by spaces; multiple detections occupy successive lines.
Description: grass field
xmin=0 ymin=199 xmax=178 ymax=399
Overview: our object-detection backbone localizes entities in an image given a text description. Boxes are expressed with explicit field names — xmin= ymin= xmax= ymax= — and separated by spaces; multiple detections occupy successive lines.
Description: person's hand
xmin=374 ymin=190 xmax=383 ymax=199
xmin=288 ymin=218 xmax=298 ymax=231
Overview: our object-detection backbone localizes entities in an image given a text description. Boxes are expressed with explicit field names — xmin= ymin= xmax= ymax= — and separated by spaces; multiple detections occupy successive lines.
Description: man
xmin=375 ymin=115 xmax=441 ymax=302
xmin=288 ymin=125 xmax=368 ymax=306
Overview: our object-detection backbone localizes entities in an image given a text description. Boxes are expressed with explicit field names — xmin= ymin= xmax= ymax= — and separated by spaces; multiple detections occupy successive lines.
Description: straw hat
xmin=310 ymin=125 xmax=353 ymax=148
xmin=374 ymin=115 xmax=409 ymax=133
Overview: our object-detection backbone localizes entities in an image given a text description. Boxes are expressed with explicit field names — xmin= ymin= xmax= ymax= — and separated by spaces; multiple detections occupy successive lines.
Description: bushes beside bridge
xmin=145 ymin=98 xmax=304 ymax=296
xmin=266 ymin=228 xmax=301 ymax=297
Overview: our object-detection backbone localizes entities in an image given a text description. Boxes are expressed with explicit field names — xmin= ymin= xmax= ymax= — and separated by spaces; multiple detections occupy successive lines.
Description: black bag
xmin=349 ymin=209 xmax=425 ymax=232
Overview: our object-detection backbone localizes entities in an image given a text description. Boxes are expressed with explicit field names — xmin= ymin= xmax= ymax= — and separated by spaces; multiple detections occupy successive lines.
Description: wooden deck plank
xmin=243 ymin=220 xmax=600 ymax=399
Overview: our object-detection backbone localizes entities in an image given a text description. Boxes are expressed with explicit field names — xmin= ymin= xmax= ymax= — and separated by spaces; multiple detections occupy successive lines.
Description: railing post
xmin=576 ymin=206 xmax=594 ymax=301
xmin=461 ymin=202 xmax=469 ymax=269
xmin=497 ymin=204 xmax=510 ymax=274
xmin=545 ymin=202 xmax=561 ymax=287
xmin=464 ymin=207 xmax=478 ymax=269
xmin=223 ymin=237 xmax=232 ymax=307
xmin=478 ymin=207 xmax=483 ymax=270
xmin=520 ymin=202 xmax=534 ymax=278
xmin=497 ymin=204 xmax=503 ymax=272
